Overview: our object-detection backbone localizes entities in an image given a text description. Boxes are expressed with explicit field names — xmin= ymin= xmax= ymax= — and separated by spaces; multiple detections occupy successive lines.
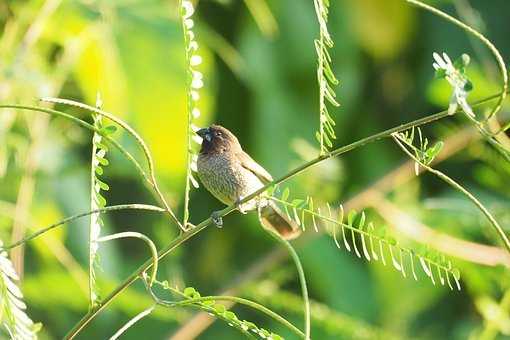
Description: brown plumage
xmin=196 ymin=125 xmax=301 ymax=240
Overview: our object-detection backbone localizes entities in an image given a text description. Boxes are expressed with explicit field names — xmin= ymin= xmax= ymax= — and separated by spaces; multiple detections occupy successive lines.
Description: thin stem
xmin=97 ymin=232 xmax=158 ymax=286
xmin=40 ymin=97 xmax=184 ymax=230
xmin=150 ymin=287 xmax=305 ymax=339
xmin=3 ymin=204 xmax=165 ymax=250
xmin=64 ymin=90 xmax=505 ymax=339
xmin=243 ymin=0 xmax=279 ymax=38
xmin=392 ymin=135 xmax=510 ymax=253
xmin=89 ymin=96 xmax=103 ymax=307
xmin=265 ymin=230 xmax=310 ymax=339
xmin=0 ymin=105 xmax=150 ymax=184
xmin=178 ymin=297 xmax=304 ymax=338
xmin=142 ymin=280 xmax=261 ymax=339
xmin=109 ymin=305 xmax=155 ymax=340
xmin=406 ymin=0 xmax=508 ymax=119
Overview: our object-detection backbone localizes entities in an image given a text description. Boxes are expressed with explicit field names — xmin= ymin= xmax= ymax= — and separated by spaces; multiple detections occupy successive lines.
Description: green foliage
xmin=270 ymin=189 xmax=461 ymax=290
xmin=1 ymin=0 xmax=510 ymax=339
xmin=394 ymin=127 xmax=444 ymax=174
xmin=313 ymin=0 xmax=340 ymax=155
xmin=0 ymin=241 xmax=41 ymax=339
xmin=433 ymin=52 xmax=474 ymax=117
xmin=88 ymin=93 xmax=113 ymax=307
xmin=181 ymin=0 xmax=204 ymax=226
xmin=156 ymin=281 xmax=284 ymax=340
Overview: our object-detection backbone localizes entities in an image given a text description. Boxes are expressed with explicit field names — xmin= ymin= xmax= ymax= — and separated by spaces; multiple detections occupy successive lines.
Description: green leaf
xmin=290 ymin=199 xmax=304 ymax=208
xmin=96 ymin=179 xmax=110 ymax=191
xmin=434 ymin=68 xmax=446 ymax=79
xmin=183 ymin=287 xmax=196 ymax=298
xmin=281 ymin=187 xmax=290 ymax=201
xmin=213 ymin=304 xmax=226 ymax=314
xmin=97 ymin=156 xmax=109 ymax=166
xmin=315 ymin=131 xmax=322 ymax=143
xmin=100 ymin=125 xmax=118 ymax=135
xmin=464 ymin=80 xmax=473 ymax=92
xmin=95 ymin=166 xmax=103 ymax=176
xmin=451 ymin=268 xmax=461 ymax=281
xmin=95 ymin=142 xmax=109 ymax=151
xmin=425 ymin=141 xmax=444 ymax=160
xmin=202 ymin=300 xmax=215 ymax=307
xmin=347 ymin=210 xmax=357 ymax=226
xmin=97 ymin=193 xmax=107 ymax=207
xmin=454 ymin=53 xmax=470 ymax=71
xmin=224 ymin=311 xmax=237 ymax=321
xmin=358 ymin=211 xmax=366 ymax=229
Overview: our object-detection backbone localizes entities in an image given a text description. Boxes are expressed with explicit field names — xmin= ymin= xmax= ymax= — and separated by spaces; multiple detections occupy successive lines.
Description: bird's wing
xmin=237 ymin=151 xmax=273 ymax=183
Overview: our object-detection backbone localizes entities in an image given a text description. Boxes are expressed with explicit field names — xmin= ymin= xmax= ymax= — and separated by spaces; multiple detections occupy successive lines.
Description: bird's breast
xmin=197 ymin=152 xmax=264 ymax=207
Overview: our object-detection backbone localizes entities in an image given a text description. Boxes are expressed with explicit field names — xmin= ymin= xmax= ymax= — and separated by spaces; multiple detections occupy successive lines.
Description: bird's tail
xmin=259 ymin=201 xmax=301 ymax=240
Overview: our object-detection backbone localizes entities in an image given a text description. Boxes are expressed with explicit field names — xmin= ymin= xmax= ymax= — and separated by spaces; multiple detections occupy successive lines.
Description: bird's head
xmin=197 ymin=125 xmax=241 ymax=154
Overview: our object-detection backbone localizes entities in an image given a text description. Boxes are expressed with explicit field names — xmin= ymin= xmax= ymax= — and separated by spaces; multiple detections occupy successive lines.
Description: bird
xmin=196 ymin=125 xmax=301 ymax=240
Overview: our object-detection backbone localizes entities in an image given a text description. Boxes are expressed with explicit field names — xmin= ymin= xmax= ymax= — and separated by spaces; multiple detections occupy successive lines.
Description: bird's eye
xmin=215 ymin=132 xmax=222 ymax=137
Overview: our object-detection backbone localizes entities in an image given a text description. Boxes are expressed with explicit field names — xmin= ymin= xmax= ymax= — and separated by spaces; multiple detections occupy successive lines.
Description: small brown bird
xmin=196 ymin=125 xmax=301 ymax=240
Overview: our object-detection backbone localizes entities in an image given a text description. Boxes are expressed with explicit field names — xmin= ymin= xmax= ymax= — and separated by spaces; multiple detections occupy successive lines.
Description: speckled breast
xmin=197 ymin=152 xmax=264 ymax=209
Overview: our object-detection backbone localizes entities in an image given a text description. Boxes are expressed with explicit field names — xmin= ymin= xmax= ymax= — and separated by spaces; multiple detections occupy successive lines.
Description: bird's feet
xmin=211 ymin=211 xmax=223 ymax=228
xmin=235 ymin=198 xmax=247 ymax=214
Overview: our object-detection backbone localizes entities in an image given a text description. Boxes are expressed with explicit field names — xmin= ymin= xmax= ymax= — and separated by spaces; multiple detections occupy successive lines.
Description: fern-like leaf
xmin=270 ymin=189 xmax=461 ymax=290
xmin=314 ymin=0 xmax=340 ymax=155
xmin=181 ymin=0 xmax=204 ymax=227
xmin=0 ymin=241 xmax=41 ymax=339
xmin=89 ymin=94 xmax=115 ymax=307
xmin=156 ymin=282 xmax=283 ymax=340
xmin=394 ymin=127 xmax=443 ymax=175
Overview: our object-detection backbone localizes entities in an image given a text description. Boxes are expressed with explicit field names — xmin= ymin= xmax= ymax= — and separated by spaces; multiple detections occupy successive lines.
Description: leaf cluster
xmin=269 ymin=188 xmax=461 ymax=290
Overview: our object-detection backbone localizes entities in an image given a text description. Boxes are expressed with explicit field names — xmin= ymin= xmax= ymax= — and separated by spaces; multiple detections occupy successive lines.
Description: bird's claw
xmin=211 ymin=211 xmax=223 ymax=228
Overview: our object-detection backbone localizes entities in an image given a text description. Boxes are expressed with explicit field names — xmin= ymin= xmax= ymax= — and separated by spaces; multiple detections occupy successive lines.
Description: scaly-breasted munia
xmin=196 ymin=125 xmax=300 ymax=240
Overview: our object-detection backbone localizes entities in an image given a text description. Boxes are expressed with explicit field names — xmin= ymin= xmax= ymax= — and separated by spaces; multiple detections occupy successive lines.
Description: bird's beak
xmin=197 ymin=128 xmax=211 ymax=142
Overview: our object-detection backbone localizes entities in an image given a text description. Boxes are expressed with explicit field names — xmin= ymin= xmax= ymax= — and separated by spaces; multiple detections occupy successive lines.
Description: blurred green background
xmin=1 ymin=0 xmax=510 ymax=339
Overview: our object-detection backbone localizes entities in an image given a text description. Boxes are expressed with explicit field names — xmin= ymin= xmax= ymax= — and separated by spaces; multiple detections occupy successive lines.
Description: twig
xmin=97 ymin=232 xmax=158 ymax=287
xmin=3 ymin=204 xmax=165 ymax=250
xmin=109 ymin=305 xmax=155 ymax=340
xmin=153 ymin=291 xmax=305 ymax=338
xmin=392 ymin=134 xmax=510 ymax=253
xmin=265 ymin=230 xmax=310 ymax=339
